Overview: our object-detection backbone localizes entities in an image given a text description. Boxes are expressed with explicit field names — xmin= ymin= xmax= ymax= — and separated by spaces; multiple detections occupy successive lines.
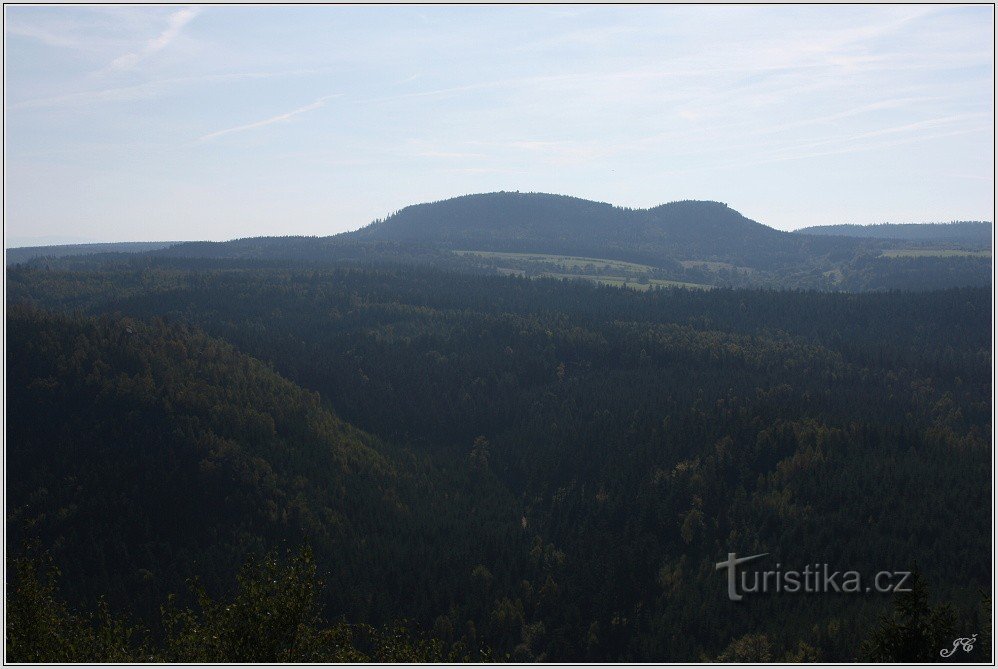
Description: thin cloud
xmin=7 ymin=68 xmax=331 ymax=111
xmin=107 ymin=7 xmax=200 ymax=71
xmin=767 ymin=127 xmax=988 ymax=164
xmin=761 ymin=113 xmax=988 ymax=158
xmin=711 ymin=126 xmax=990 ymax=172
xmin=946 ymin=172 xmax=995 ymax=183
xmin=196 ymin=95 xmax=338 ymax=142
xmin=412 ymin=150 xmax=487 ymax=160
xmin=5 ymin=21 xmax=88 ymax=49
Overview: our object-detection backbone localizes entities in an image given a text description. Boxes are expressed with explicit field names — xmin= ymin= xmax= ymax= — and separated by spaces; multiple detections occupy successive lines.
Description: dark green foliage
xmin=713 ymin=634 xmax=773 ymax=662
xmin=859 ymin=571 xmax=960 ymax=662
xmin=6 ymin=547 xmax=463 ymax=663
xmin=160 ymin=548 xmax=330 ymax=662
xmin=6 ymin=546 xmax=145 ymax=662
xmin=159 ymin=547 xmax=464 ymax=662
xmin=5 ymin=303 xmax=526 ymax=632
xmin=5 ymin=258 xmax=991 ymax=662
xmin=834 ymin=254 xmax=992 ymax=291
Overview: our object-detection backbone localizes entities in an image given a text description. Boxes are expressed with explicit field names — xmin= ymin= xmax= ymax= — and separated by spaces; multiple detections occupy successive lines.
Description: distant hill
xmin=10 ymin=192 xmax=988 ymax=291
xmin=346 ymin=191 xmax=865 ymax=270
xmin=796 ymin=221 xmax=992 ymax=246
xmin=6 ymin=241 xmax=181 ymax=266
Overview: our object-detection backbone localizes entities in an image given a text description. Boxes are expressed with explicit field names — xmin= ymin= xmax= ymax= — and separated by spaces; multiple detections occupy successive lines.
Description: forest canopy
xmin=5 ymin=253 xmax=992 ymax=662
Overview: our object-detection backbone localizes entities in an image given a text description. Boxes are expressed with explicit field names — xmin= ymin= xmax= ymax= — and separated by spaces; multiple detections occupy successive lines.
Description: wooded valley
xmin=5 ymin=243 xmax=991 ymax=661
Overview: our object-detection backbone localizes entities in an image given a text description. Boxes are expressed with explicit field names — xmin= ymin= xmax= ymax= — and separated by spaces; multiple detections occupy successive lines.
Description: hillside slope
xmin=6 ymin=305 xmax=526 ymax=628
xmin=348 ymin=192 xmax=839 ymax=269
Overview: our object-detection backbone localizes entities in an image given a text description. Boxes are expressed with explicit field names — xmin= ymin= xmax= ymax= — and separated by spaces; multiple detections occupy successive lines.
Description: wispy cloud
xmin=7 ymin=68 xmax=331 ymax=111
xmin=106 ymin=7 xmax=200 ymax=71
xmin=196 ymin=95 xmax=339 ymax=142
xmin=704 ymin=124 xmax=991 ymax=173
xmin=5 ymin=21 xmax=88 ymax=49
xmin=945 ymin=172 xmax=995 ymax=182
xmin=4 ymin=4 xmax=991 ymax=237
xmin=759 ymin=127 xmax=989 ymax=165
xmin=760 ymin=113 xmax=989 ymax=158
xmin=412 ymin=150 xmax=487 ymax=160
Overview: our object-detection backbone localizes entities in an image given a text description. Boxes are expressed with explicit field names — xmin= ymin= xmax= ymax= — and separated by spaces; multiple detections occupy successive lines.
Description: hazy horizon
xmin=5 ymin=5 xmax=994 ymax=244
xmin=5 ymin=190 xmax=994 ymax=249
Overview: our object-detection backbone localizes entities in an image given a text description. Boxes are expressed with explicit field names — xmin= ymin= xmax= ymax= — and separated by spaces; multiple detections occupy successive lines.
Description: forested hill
xmin=346 ymin=192 xmax=848 ymax=268
xmin=5 ymin=194 xmax=991 ymax=291
xmin=6 ymin=304 xmax=527 ymax=632
xmin=340 ymin=192 xmax=990 ymax=288
xmin=6 ymin=241 xmax=180 ymax=266
xmin=796 ymin=221 xmax=992 ymax=246
xmin=7 ymin=304 xmax=395 ymax=617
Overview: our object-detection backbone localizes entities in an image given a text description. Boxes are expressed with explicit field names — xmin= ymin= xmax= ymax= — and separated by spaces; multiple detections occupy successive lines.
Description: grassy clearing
xmin=880 ymin=249 xmax=991 ymax=258
xmin=456 ymin=250 xmax=711 ymax=290
xmin=680 ymin=259 xmax=755 ymax=273
xmin=455 ymin=250 xmax=656 ymax=274
xmin=542 ymin=273 xmax=711 ymax=291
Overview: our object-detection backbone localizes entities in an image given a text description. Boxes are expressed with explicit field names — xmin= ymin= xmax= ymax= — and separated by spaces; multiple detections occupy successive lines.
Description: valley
xmin=6 ymin=231 xmax=992 ymax=660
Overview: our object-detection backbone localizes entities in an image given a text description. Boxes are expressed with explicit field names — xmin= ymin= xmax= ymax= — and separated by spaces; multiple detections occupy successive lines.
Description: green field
xmin=542 ymin=272 xmax=711 ymax=291
xmin=880 ymin=248 xmax=991 ymax=258
xmin=680 ymin=259 xmax=755 ymax=273
xmin=456 ymin=250 xmax=657 ymax=274
xmin=455 ymin=250 xmax=711 ymax=290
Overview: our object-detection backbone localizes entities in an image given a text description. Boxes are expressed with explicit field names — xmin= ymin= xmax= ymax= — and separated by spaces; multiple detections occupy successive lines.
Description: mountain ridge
xmin=795 ymin=221 xmax=991 ymax=245
xmin=6 ymin=192 xmax=990 ymax=291
xmin=346 ymin=191 xmax=814 ymax=270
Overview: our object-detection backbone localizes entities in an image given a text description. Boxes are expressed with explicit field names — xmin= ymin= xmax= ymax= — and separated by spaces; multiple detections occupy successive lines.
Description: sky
xmin=3 ymin=4 xmax=994 ymax=245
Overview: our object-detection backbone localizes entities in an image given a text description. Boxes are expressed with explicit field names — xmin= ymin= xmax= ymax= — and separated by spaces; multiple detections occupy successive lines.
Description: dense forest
xmin=5 ymin=249 xmax=992 ymax=662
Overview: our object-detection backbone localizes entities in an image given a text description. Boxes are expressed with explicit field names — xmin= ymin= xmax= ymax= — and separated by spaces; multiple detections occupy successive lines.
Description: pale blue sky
xmin=4 ymin=4 xmax=993 ymax=245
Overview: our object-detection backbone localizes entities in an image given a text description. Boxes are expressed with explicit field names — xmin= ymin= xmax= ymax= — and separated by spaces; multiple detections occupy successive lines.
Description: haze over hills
xmin=347 ymin=192 xmax=849 ymax=270
xmin=344 ymin=192 xmax=990 ymax=289
xmin=795 ymin=221 xmax=991 ymax=246
xmin=5 ymin=241 xmax=180 ymax=266
xmin=5 ymin=192 xmax=991 ymax=291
